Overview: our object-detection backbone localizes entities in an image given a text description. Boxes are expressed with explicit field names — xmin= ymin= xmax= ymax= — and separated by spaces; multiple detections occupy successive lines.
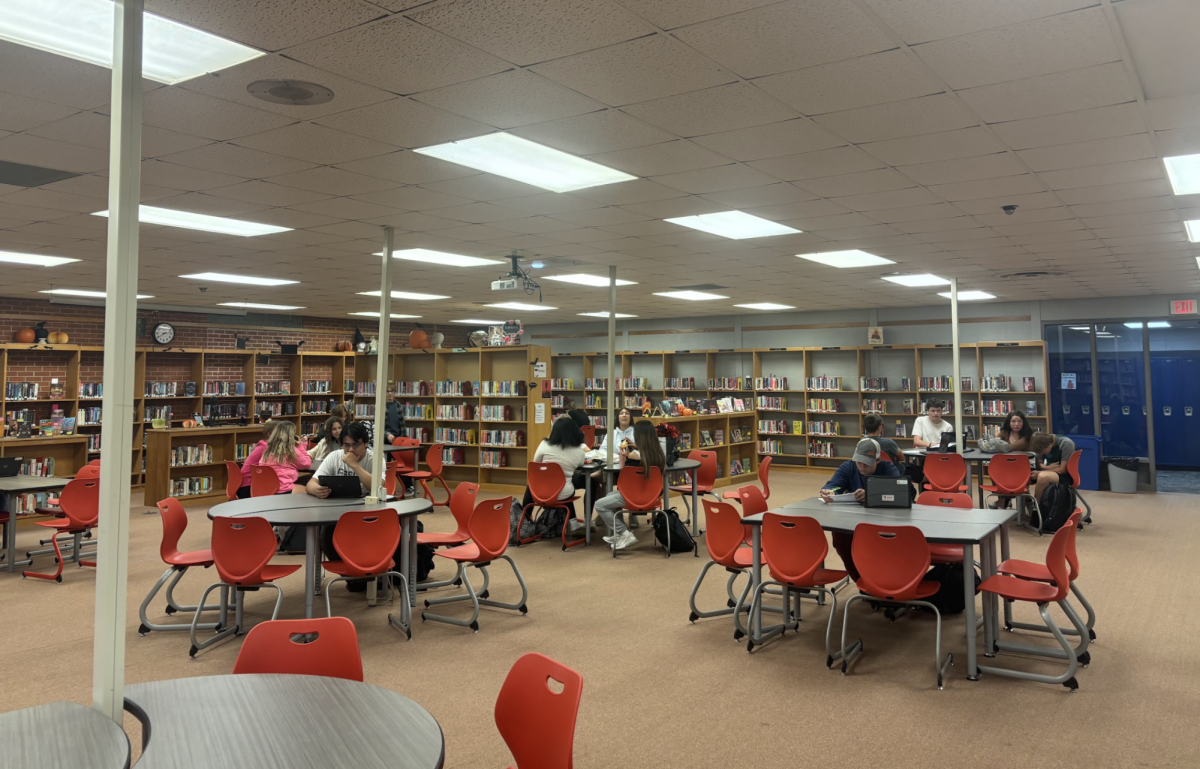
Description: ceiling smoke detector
xmin=247 ymin=79 xmax=334 ymax=106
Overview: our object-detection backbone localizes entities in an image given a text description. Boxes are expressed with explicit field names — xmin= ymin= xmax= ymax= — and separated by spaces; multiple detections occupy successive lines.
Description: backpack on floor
xmin=535 ymin=506 xmax=568 ymax=539
xmin=278 ymin=525 xmax=306 ymax=554
xmin=652 ymin=507 xmax=695 ymax=554
xmin=509 ymin=497 xmax=537 ymax=545
xmin=922 ymin=563 xmax=981 ymax=615
xmin=1037 ymin=482 xmax=1077 ymax=533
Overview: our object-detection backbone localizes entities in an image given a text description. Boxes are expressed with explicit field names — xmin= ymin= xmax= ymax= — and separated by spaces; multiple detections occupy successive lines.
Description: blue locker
xmin=1151 ymin=354 xmax=1200 ymax=469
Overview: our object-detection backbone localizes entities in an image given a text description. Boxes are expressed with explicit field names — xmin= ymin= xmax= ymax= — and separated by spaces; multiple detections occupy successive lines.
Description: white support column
xmin=606 ymin=266 xmax=616 ymax=469
xmin=950 ymin=278 xmax=963 ymax=451
xmin=367 ymin=226 xmax=395 ymax=503
xmin=92 ymin=0 xmax=143 ymax=723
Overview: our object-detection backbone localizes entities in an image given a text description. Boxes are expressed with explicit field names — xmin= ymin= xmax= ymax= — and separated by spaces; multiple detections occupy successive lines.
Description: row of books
xmin=355 ymin=382 xmax=377 ymax=396
xmin=621 ymin=394 xmax=651 ymax=408
xmin=6 ymin=382 xmax=40 ymax=400
xmin=255 ymin=381 xmax=291 ymax=395
xmin=585 ymin=394 xmax=603 ymax=408
xmin=622 ymin=377 xmax=651 ymax=390
xmin=302 ymin=380 xmax=333 ymax=394
xmin=710 ymin=376 xmax=748 ymax=391
xmin=440 ymin=447 xmax=467 ymax=466
xmin=401 ymin=403 xmax=434 ymax=420
xmin=235 ymin=443 xmax=253 ymax=461
xmin=436 ymin=380 xmax=477 ymax=396
xmin=730 ymin=459 xmax=750 ymax=477
xmin=808 ymin=421 xmax=842 ymax=436
xmin=19 ymin=457 xmax=56 ymax=477
xmin=480 ymin=429 xmax=525 ymax=447
xmin=435 ymin=428 xmax=476 ymax=445
xmin=920 ymin=376 xmax=956 ymax=392
xmin=170 ymin=476 xmax=214 ymax=497
xmin=981 ymin=375 xmax=1010 ymax=392
xmin=10 ymin=491 xmax=55 ymax=514
xmin=861 ymin=377 xmax=901 ymax=391
xmin=301 ymin=400 xmax=334 ymax=415
xmin=86 ymin=433 xmax=101 ymax=451
xmin=146 ymin=381 xmax=191 ymax=397
xmin=806 ymin=376 xmax=842 ymax=391
xmin=758 ymin=439 xmax=784 ymax=455
xmin=585 ymin=378 xmax=608 ymax=390
xmin=259 ymin=401 xmax=296 ymax=417
xmin=551 ymin=396 xmax=567 ymax=408
xmin=698 ymin=429 xmax=725 ymax=447
xmin=809 ymin=440 xmax=836 ymax=458
xmin=665 ymin=377 xmax=698 ymax=390
xmin=437 ymin=403 xmax=475 ymax=420
xmin=354 ymin=404 xmax=374 ymax=419
xmin=170 ymin=444 xmax=214 ymax=467
xmin=862 ymin=398 xmax=886 ymax=414
xmin=80 ymin=382 xmax=103 ymax=398
xmin=480 ymin=380 xmax=527 ymax=396
xmin=757 ymin=419 xmax=790 ymax=435
xmin=80 ymin=407 xmax=102 ymax=425
xmin=808 ymin=398 xmax=841 ymax=413
xmin=204 ymin=381 xmax=246 ymax=396
xmin=396 ymin=381 xmax=430 ymax=396
xmin=755 ymin=376 xmax=789 ymax=391
xmin=203 ymin=403 xmax=246 ymax=420
xmin=550 ymin=379 xmax=575 ymax=391
xmin=480 ymin=449 xmax=508 ymax=468
xmin=756 ymin=396 xmax=786 ymax=411
xmin=399 ymin=427 xmax=431 ymax=443
xmin=145 ymin=406 xmax=173 ymax=421
xmin=481 ymin=405 xmax=525 ymax=422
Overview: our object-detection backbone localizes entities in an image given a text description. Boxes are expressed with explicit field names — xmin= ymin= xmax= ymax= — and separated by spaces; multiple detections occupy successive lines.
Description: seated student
xmin=593 ymin=419 xmax=666 ymax=551
xmin=309 ymin=416 xmax=344 ymax=464
xmin=259 ymin=420 xmax=311 ymax=494
xmin=520 ymin=416 xmax=588 ymax=518
xmin=306 ymin=421 xmax=374 ymax=499
xmin=912 ymin=399 xmax=954 ymax=448
xmin=237 ymin=421 xmax=280 ymax=499
xmin=999 ymin=410 xmax=1033 ymax=451
xmin=1030 ymin=431 xmax=1076 ymax=500
xmin=587 ymin=407 xmax=636 ymax=508
xmin=862 ymin=414 xmax=903 ymax=465
xmin=820 ymin=438 xmax=900 ymax=581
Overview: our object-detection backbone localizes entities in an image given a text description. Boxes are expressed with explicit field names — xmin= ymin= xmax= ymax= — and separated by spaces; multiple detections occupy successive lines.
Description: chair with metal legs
xmin=189 ymin=517 xmax=300 ymax=658
xmin=233 ymin=617 xmax=363 ymax=681
xmin=422 ymin=497 xmax=527 ymax=633
xmin=22 ymin=479 xmax=99 ymax=584
xmin=495 ymin=653 xmax=583 ymax=769
xmin=722 ymin=455 xmax=771 ymax=502
xmin=417 ymin=482 xmax=478 ymax=590
xmin=517 ymin=462 xmax=579 ymax=547
xmin=982 ymin=453 xmax=1043 ymax=534
xmin=405 ymin=443 xmax=452 ymax=508
xmin=922 ymin=453 xmax=969 ymax=493
xmin=670 ymin=450 xmax=718 ymax=525
xmin=1066 ymin=451 xmax=1092 ymax=524
xmin=688 ymin=500 xmax=753 ymax=635
xmin=224 ymin=461 xmax=242 ymax=501
xmin=840 ymin=523 xmax=954 ymax=689
xmin=323 ymin=509 xmax=411 ymax=640
xmin=915 ymin=491 xmax=973 ymax=564
xmin=138 ymin=497 xmax=224 ymax=635
xmin=250 ymin=465 xmax=281 ymax=497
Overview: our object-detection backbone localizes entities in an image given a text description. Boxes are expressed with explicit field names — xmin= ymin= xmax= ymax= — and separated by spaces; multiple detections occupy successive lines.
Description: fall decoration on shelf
xmin=182 ymin=419 xmax=198 ymax=428
xmin=47 ymin=331 xmax=69 ymax=344
xmin=335 ymin=340 xmax=353 ymax=352
xmin=655 ymin=423 xmax=680 ymax=439
xmin=408 ymin=328 xmax=430 ymax=349
xmin=14 ymin=328 xmax=35 ymax=343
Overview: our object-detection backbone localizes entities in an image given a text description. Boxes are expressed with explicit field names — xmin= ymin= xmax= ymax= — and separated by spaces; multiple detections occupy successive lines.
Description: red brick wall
xmin=7 ymin=349 xmax=74 ymax=392
xmin=80 ymin=351 xmax=104 ymax=385
xmin=203 ymin=354 xmax=248 ymax=384
xmin=145 ymin=353 xmax=195 ymax=386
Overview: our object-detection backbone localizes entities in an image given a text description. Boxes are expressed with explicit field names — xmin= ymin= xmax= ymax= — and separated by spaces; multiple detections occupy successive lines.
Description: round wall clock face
xmin=153 ymin=322 xmax=176 ymax=345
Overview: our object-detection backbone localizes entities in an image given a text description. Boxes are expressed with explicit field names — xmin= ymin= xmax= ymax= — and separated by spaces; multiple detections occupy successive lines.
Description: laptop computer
xmin=864 ymin=475 xmax=913 ymax=509
xmin=317 ymin=475 xmax=364 ymax=499
xmin=927 ymin=431 xmax=956 ymax=453
xmin=0 ymin=457 xmax=21 ymax=477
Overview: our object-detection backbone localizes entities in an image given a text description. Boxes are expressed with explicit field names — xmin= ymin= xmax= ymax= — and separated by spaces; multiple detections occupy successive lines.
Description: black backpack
xmin=922 ymin=562 xmax=981 ymax=615
xmin=652 ymin=507 xmax=695 ymax=554
xmin=1037 ymin=482 xmax=1077 ymax=533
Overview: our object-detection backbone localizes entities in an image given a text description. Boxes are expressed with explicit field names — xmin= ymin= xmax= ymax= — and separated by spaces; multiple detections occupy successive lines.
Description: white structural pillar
xmin=368 ymin=226 xmax=395 ymax=502
xmin=605 ymin=267 xmax=617 ymax=472
xmin=950 ymin=277 xmax=963 ymax=451
xmin=93 ymin=0 xmax=143 ymax=722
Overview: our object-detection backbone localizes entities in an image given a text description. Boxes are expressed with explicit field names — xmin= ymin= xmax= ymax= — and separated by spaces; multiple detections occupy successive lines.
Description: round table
xmin=586 ymin=457 xmax=702 ymax=542
xmin=124 ymin=674 xmax=444 ymax=769
xmin=208 ymin=496 xmax=432 ymax=616
xmin=0 ymin=701 xmax=130 ymax=769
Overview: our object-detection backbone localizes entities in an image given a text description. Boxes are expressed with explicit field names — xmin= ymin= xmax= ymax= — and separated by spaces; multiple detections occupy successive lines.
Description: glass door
xmin=1094 ymin=323 xmax=1148 ymax=464
xmin=1046 ymin=324 xmax=1094 ymax=436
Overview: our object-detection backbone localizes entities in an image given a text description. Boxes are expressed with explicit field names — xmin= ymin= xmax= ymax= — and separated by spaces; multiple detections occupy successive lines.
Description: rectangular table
xmin=904 ymin=449 xmax=1035 ymax=507
xmin=1 ymin=476 xmax=70 ymax=573
xmin=744 ymin=497 xmax=1015 ymax=681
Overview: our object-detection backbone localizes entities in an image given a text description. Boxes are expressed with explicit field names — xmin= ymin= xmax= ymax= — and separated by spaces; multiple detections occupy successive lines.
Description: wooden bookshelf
xmin=144 ymin=424 xmax=265 ymax=503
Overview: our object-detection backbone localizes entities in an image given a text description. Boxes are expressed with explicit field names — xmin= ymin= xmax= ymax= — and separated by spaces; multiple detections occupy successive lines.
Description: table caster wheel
xmin=138 ymin=624 xmax=150 ymax=636
xmin=726 ymin=599 xmax=737 ymax=608
xmin=55 ymin=575 xmax=62 ymax=583
xmin=1088 ymin=629 xmax=1097 ymax=641
xmin=423 ymin=600 xmax=430 ymax=608
xmin=1078 ymin=651 xmax=1091 ymax=667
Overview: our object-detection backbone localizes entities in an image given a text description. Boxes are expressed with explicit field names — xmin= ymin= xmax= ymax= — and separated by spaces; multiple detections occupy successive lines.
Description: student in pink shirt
xmin=259 ymin=421 xmax=311 ymax=494
xmin=237 ymin=422 xmax=280 ymax=499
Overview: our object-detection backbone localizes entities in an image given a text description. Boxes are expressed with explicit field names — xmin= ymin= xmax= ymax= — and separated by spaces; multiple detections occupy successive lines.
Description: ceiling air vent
xmin=247 ymin=79 xmax=334 ymax=106
xmin=995 ymin=270 xmax=1066 ymax=279
xmin=668 ymin=284 xmax=728 ymax=291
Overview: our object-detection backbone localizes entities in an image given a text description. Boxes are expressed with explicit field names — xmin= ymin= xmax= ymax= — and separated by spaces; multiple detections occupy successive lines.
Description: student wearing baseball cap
xmin=819 ymin=437 xmax=900 ymax=581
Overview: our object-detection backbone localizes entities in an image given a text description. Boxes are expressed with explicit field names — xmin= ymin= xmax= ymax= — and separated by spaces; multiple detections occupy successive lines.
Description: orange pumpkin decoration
xmin=335 ymin=340 xmax=353 ymax=352
xmin=408 ymin=329 xmax=430 ymax=349
xmin=48 ymin=331 xmax=69 ymax=344
xmin=182 ymin=419 xmax=197 ymax=428
xmin=14 ymin=328 xmax=35 ymax=344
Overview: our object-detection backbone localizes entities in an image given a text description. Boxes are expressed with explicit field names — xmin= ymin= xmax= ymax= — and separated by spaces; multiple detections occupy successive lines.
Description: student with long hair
xmin=521 ymin=416 xmax=588 ymax=513
xmin=309 ymin=416 xmax=344 ymax=463
xmin=237 ymin=420 xmax=281 ymax=499
xmin=593 ymin=419 xmax=667 ymax=551
xmin=259 ymin=420 xmax=312 ymax=494
xmin=999 ymin=410 xmax=1033 ymax=451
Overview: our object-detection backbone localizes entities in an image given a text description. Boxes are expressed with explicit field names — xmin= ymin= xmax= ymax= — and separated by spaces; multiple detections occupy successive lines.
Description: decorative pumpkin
xmin=408 ymin=329 xmax=430 ymax=349
xmin=48 ymin=331 xmax=69 ymax=344
xmin=182 ymin=419 xmax=197 ymax=428
xmin=335 ymin=340 xmax=353 ymax=352
xmin=14 ymin=328 xmax=35 ymax=344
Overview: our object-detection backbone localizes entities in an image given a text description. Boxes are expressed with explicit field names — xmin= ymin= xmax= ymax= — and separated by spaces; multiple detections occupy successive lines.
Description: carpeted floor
xmin=1 ymin=471 xmax=1197 ymax=768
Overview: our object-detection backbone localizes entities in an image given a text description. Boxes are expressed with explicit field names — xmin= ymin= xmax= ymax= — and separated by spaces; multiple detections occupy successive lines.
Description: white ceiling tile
xmin=232 ymin=123 xmax=398 ymax=165
xmin=159 ymin=142 xmax=316 ymax=179
xmin=144 ymin=0 xmax=385 ymax=51
xmin=142 ymin=192 xmax=272 ymax=218
xmin=1039 ymin=159 xmax=1165 ymax=191
xmin=412 ymin=70 xmax=605 ymax=129
xmin=794 ymin=168 xmax=916 ymax=198
xmin=409 ymin=0 xmax=651 ymax=65
xmin=362 ymin=211 xmax=464 ymax=232
xmin=207 ymin=181 xmax=334 ymax=207
xmin=861 ymin=127 xmax=1006 ymax=167
xmin=141 ymin=89 xmax=296 ymax=141
xmin=1153 ymin=127 xmax=1200 ymax=158
xmin=740 ymin=199 xmax=853 ymax=221
xmin=1053 ymin=179 xmax=1173 ymax=204
xmin=571 ymin=179 xmax=686 ymax=206
xmin=619 ymin=197 xmax=728 ymax=219
xmin=550 ymin=207 xmax=651 ymax=227
xmin=0 ymin=45 xmax=135 ymax=111
xmin=530 ymin=35 xmax=735 ymax=106
xmin=266 ymin=166 xmax=400 ymax=196
xmin=1115 ymin=0 xmax=1200 ymax=100
xmin=134 ymin=159 xmax=247 ymax=191
xmin=913 ymin=8 xmax=1119 ymax=90
xmin=651 ymin=164 xmax=780 ymax=194
xmin=813 ymin=95 xmax=977 ymax=144
xmin=991 ymin=218 xmax=1084 ymax=236
xmin=622 ymin=83 xmax=801 ymax=137
xmin=750 ymin=146 xmax=886 ymax=181
xmin=898 ymin=153 xmax=1026 ymax=186
xmin=0 ymin=134 xmax=108 ymax=173
xmin=26 ymin=111 xmax=211 ymax=158
xmin=334 ymin=152 xmax=476 ymax=186
xmin=0 ymin=200 xmax=97 ymax=222
xmin=1146 ymin=95 xmax=1200 ymax=131
xmin=691 ymin=120 xmax=845 ymax=162
xmin=492 ymin=194 xmax=602 ymax=216
xmin=1091 ymin=222 xmax=1185 ymax=240
xmin=1068 ymin=196 xmax=1177 ymax=219
xmin=952 ymin=191 xmax=1062 ymax=214
xmin=0 ymin=92 xmax=79 ymax=133
xmin=755 ymin=50 xmax=944 ymax=116
xmin=286 ymin=16 xmax=510 ymax=95
xmin=869 ymin=203 xmax=967 ymax=223
xmin=957 ymin=62 xmax=1135 ymax=124
xmin=700 ymin=183 xmax=816 ymax=209
xmin=617 ymin=0 xmax=780 ymax=30
xmin=511 ymin=110 xmax=676 ymax=156
xmin=287 ymin=198 xmax=400 ymax=221
xmin=864 ymin=0 xmax=1097 ymax=45
xmin=675 ymin=0 xmax=894 ymax=78
xmin=425 ymin=202 xmax=530 ymax=224
xmin=895 ymin=216 xmax=989 ymax=234
xmin=0 ymin=187 xmax=109 ymax=214
xmin=1017 ymin=133 xmax=1155 ymax=172
xmin=989 ymin=103 xmax=1145 ymax=150
xmin=40 ymin=174 xmax=180 ymax=202
xmin=591 ymin=140 xmax=732 ymax=177
xmin=351 ymin=187 xmax=473 ymax=211
xmin=420 ymin=175 xmax=547 ymax=201
xmin=917 ymin=227 xmax=1002 ymax=243
xmin=831 ymin=187 xmax=943 ymax=211
xmin=312 ymin=98 xmax=491 ymax=150
xmin=487 ymin=216 xmax=578 ymax=235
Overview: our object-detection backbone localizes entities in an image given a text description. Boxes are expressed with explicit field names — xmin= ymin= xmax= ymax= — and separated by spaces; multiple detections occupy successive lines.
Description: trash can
xmin=1107 ymin=457 xmax=1138 ymax=494
xmin=1070 ymin=435 xmax=1101 ymax=491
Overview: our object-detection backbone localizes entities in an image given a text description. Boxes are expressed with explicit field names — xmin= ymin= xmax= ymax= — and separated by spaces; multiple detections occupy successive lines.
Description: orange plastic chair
xmin=391 ymin=436 xmax=419 ymax=472
xmin=688 ymin=500 xmax=754 ymax=633
xmin=922 ymin=453 xmax=969 ymax=493
xmin=405 ymin=443 xmax=452 ymax=507
xmin=1066 ymin=450 xmax=1092 ymax=524
xmin=323 ymin=509 xmax=410 ymax=638
xmin=518 ymin=462 xmax=581 ymax=549
xmin=417 ymin=482 xmax=479 ymax=590
xmin=669 ymin=450 xmax=717 ymax=524
xmin=224 ymin=460 xmax=242 ymax=500
xmin=580 ymin=424 xmax=596 ymax=449
xmin=189 ymin=516 xmax=301 ymax=657
xmin=722 ymin=455 xmax=772 ymax=502
xmin=914 ymin=491 xmax=973 ymax=564
xmin=138 ymin=498 xmax=220 ymax=635
xmin=998 ymin=509 xmax=1096 ymax=647
xmin=43 ymin=461 xmax=100 ymax=509
xmin=233 ymin=617 xmax=364 ymax=682
xmin=733 ymin=484 xmax=768 ymax=546
xmin=840 ymin=523 xmax=953 ymax=689
xmin=749 ymin=513 xmax=852 ymax=665
xmin=979 ymin=522 xmax=1087 ymax=690
xmin=612 ymin=466 xmax=667 ymax=558
xmin=495 ymin=653 xmax=583 ymax=769
xmin=982 ymin=453 xmax=1042 ymax=533
xmin=422 ymin=496 xmax=526 ymax=633
xmin=22 ymin=479 xmax=100 ymax=583
xmin=250 ymin=464 xmax=281 ymax=497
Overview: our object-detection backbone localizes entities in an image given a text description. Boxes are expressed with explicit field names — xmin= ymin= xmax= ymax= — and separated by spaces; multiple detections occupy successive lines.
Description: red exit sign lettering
xmin=1171 ymin=299 xmax=1197 ymax=315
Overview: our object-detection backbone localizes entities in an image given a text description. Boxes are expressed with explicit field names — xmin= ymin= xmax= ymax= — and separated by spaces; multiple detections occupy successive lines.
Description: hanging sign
xmin=1170 ymin=299 xmax=1197 ymax=315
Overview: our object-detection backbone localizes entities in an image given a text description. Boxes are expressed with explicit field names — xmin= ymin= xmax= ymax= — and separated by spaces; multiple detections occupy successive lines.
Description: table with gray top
xmin=124 ymin=674 xmax=444 ymax=769
xmin=904 ymin=449 xmax=1036 ymax=506
xmin=0 ymin=476 xmax=69 ymax=573
xmin=208 ymin=496 xmax=432 ymax=616
xmin=744 ymin=497 xmax=1016 ymax=681
xmin=0 ymin=701 xmax=130 ymax=769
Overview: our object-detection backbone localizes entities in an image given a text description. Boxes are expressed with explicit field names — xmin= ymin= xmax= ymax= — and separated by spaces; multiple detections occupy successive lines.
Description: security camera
xmin=1002 ymin=205 xmax=1018 ymax=215
xmin=199 ymin=286 xmax=208 ymax=292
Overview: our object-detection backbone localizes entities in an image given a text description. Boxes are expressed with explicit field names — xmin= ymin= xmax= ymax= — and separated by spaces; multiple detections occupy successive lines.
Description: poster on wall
xmin=535 ymin=403 xmax=546 ymax=424
xmin=1061 ymin=373 xmax=1077 ymax=390
xmin=533 ymin=361 xmax=547 ymax=378
xmin=867 ymin=327 xmax=884 ymax=345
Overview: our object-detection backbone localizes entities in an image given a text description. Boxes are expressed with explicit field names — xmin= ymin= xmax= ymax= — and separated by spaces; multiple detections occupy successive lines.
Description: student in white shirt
xmin=597 ymin=407 xmax=635 ymax=454
xmin=305 ymin=421 xmax=373 ymax=498
xmin=912 ymin=399 xmax=954 ymax=448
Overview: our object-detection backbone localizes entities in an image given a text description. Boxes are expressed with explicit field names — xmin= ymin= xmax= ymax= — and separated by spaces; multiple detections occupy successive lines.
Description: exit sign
xmin=1171 ymin=299 xmax=1197 ymax=315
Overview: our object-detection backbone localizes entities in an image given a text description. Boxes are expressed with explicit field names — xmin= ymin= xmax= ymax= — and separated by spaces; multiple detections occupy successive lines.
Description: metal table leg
xmin=691 ymin=472 xmax=699 ymax=539
xmin=4 ymin=491 xmax=14 ymax=573
xmin=399 ymin=516 xmax=417 ymax=608
xmin=583 ymin=474 xmax=593 ymax=546
xmin=981 ymin=533 xmax=996 ymax=657
xmin=964 ymin=541 xmax=979 ymax=680
xmin=750 ymin=527 xmax=763 ymax=639
xmin=304 ymin=527 xmax=318 ymax=619
xmin=976 ymin=459 xmax=986 ymax=508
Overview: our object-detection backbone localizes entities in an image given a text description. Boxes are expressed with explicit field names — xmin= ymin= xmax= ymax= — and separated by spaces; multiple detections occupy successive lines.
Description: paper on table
xmin=821 ymin=493 xmax=860 ymax=504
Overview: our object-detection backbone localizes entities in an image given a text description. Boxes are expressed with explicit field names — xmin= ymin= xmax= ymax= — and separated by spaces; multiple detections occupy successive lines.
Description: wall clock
xmin=153 ymin=322 xmax=176 ymax=345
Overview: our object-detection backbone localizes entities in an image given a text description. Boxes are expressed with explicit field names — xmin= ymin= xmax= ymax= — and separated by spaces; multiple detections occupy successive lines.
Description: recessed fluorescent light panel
xmin=486 ymin=302 xmax=557 ymax=311
xmin=349 ymin=312 xmax=422 ymax=319
xmin=1124 ymin=321 xmax=1171 ymax=329
xmin=578 ymin=311 xmax=637 ymax=318
xmin=180 ymin=273 xmax=297 ymax=287
xmin=1185 ymin=220 xmax=1200 ymax=243
xmin=799 ymin=250 xmax=895 ymax=268
xmin=653 ymin=291 xmax=728 ymax=301
xmin=544 ymin=274 xmax=637 ymax=287
xmin=664 ymin=211 xmax=801 ymax=240
xmin=734 ymin=303 xmax=795 ymax=311
xmin=414 ymin=133 xmax=635 ymax=193
xmin=40 ymin=288 xmax=151 ymax=299
xmin=450 ymin=318 xmax=504 ymax=324
xmin=0 ymin=251 xmax=79 ymax=267
xmin=218 ymin=303 xmax=304 ymax=311
xmin=357 ymin=290 xmax=449 ymax=301
xmin=1068 ymin=326 xmax=1091 ymax=331
xmin=387 ymin=249 xmax=503 ymax=267
xmin=1164 ymin=154 xmax=1200 ymax=195
xmin=882 ymin=273 xmax=951 ymax=287
xmin=93 ymin=205 xmax=290 ymax=236
xmin=0 ymin=0 xmax=264 ymax=84
xmin=936 ymin=290 xmax=996 ymax=301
